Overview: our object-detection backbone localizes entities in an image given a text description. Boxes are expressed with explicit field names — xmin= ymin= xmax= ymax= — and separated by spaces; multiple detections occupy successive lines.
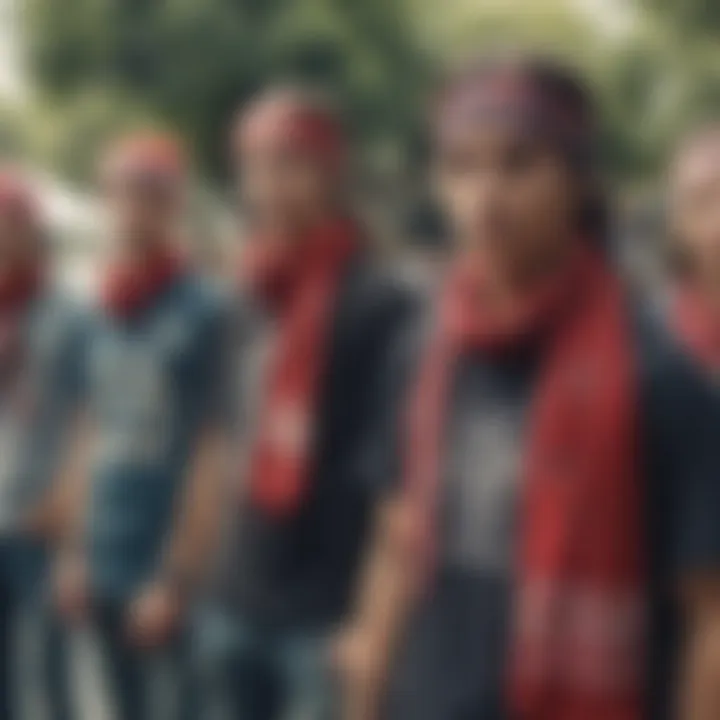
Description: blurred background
xmin=2 ymin=1 xmax=719 ymax=718
xmin=1 ymin=0 xmax=718 ymax=285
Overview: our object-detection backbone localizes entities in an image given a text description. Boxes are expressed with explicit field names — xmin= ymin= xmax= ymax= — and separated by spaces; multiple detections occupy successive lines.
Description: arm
xmin=161 ymin=423 xmax=229 ymax=595
xmin=335 ymin=294 xmax=422 ymax=720
xmin=679 ymin=576 xmax=720 ymax=720
xmin=645 ymin=330 xmax=720 ymax=719
xmin=127 ymin=297 xmax=231 ymax=647
xmin=52 ymin=410 xmax=96 ymax=623
xmin=336 ymin=493 xmax=420 ymax=720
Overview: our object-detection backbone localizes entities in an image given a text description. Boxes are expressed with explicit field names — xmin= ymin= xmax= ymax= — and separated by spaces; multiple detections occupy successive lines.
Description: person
xmin=0 ymin=169 xmax=82 ymax=720
xmin=53 ymin=132 xmax=228 ymax=720
xmin=335 ymin=55 xmax=720 ymax=720
xmin=196 ymin=86 xmax=414 ymax=720
xmin=667 ymin=125 xmax=720 ymax=374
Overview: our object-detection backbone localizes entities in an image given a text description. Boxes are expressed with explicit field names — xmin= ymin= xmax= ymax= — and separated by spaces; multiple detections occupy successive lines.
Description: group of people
xmin=2 ymin=52 xmax=720 ymax=720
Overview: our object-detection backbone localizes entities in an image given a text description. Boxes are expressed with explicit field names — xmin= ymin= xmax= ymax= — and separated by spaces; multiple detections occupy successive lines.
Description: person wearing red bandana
xmin=52 ymin=132 xmax=228 ymax=720
xmin=333 ymin=56 xmax=720 ymax=720
xmin=668 ymin=126 xmax=720 ymax=376
xmin=0 ymin=170 xmax=85 ymax=720
xmin=195 ymin=86 xmax=414 ymax=720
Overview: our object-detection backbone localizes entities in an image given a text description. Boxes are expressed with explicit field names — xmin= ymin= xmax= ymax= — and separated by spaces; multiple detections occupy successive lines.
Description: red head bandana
xmin=436 ymin=63 xmax=594 ymax=169
xmin=100 ymin=132 xmax=187 ymax=194
xmin=234 ymin=92 xmax=346 ymax=177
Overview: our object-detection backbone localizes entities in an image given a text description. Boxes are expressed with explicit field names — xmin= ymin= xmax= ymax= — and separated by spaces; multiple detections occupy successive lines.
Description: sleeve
xmin=645 ymin=343 xmax=720 ymax=575
xmin=355 ymin=305 xmax=420 ymax=498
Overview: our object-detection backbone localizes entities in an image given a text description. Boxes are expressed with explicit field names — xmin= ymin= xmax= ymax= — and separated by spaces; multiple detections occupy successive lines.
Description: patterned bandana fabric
xmin=101 ymin=247 xmax=186 ymax=320
xmin=404 ymin=247 xmax=647 ymax=720
xmin=240 ymin=217 xmax=358 ymax=518
xmin=436 ymin=63 xmax=594 ymax=169
xmin=671 ymin=285 xmax=720 ymax=371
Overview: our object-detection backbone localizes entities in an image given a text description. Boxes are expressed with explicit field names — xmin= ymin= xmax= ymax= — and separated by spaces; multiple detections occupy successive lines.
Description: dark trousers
xmin=0 ymin=536 xmax=73 ymax=720
xmin=90 ymin=598 xmax=199 ymax=720
xmin=197 ymin=608 xmax=336 ymax=720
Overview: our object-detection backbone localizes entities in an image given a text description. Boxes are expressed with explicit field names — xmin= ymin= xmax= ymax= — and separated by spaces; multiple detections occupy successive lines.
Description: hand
xmin=54 ymin=549 xmax=90 ymax=624
xmin=331 ymin=625 xmax=386 ymax=720
xmin=126 ymin=582 xmax=183 ymax=650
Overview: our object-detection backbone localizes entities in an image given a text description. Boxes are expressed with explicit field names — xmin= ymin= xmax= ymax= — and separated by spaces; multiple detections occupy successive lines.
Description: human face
xmin=670 ymin=137 xmax=720 ymax=281
xmin=435 ymin=123 xmax=580 ymax=282
xmin=237 ymin=141 xmax=333 ymax=240
xmin=103 ymin=178 xmax=179 ymax=255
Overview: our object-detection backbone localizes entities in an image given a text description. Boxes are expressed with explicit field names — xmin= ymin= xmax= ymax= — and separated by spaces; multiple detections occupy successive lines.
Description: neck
xmin=462 ymin=237 xmax=577 ymax=312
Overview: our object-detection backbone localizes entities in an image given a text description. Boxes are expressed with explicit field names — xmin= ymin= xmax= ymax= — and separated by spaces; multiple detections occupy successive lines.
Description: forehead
xmin=672 ymin=137 xmax=720 ymax=192
xmin=437 ymin=119 xmax=555 ymax=160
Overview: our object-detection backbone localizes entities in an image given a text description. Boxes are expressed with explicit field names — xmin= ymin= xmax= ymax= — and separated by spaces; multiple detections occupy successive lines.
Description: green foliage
xmin=640 ymin=0 xmax=720 ymax=38
xmin=0 ymin=102 xmax=30 ymax=160
xmin=25 ymin=0 xmax=429 ymax=180
xmin=22 ymin=0 xmax=720 ymax=186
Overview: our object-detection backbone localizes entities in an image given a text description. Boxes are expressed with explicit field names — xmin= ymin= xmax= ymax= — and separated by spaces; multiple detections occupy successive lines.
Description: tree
xmin=25 ymin=0 xmax=430 ymax=180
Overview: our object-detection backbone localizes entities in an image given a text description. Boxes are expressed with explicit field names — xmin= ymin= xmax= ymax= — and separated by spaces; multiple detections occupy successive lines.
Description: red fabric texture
xmin=405 ymin=247 xmax=646 ymax=720
xmin=242 ymin=218 xmax=358 ymax=518
xmin=671 ymin=285 xmax=720 ymax=370
xmin=102 ymin=247 xmax=186 ymax=319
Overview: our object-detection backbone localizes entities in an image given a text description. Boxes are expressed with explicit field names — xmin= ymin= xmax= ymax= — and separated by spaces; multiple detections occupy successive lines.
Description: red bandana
xmin=405 ymin=247 xmax=646 ymax=719
xmin=241 ymin=218 xmax=358 ymax=518
xmin=671 ymin=286 xmax=720 ymax=370
xmin=235 ymin=95 xmax=346 ymax=177
xmin=102 ymin=247 xmax=186 ymax=319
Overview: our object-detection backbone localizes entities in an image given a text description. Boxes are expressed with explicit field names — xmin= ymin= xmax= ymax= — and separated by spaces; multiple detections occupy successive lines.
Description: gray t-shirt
xmin=386 ymin=348 xmax=536 ymax=720
xmin=442 ymin=353 xmax=532 ymax=574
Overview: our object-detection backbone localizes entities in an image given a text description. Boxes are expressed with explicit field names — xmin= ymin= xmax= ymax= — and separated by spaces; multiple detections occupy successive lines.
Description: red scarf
xmin=405 ymin=247 xmax=646 ymax=720
xmin=0 ymin=264 xmax=43 ymax=377
xmin=671 ymin=285 xmax=720 ymax=370
xmin=242 ymin=218 xmax=358 ymax=518
xmin=102 ymin=247 xmax=185 ymax=319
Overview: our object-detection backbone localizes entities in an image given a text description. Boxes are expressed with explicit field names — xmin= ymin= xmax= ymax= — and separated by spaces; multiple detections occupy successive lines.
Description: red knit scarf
xmin=671 ymin=285 xmax=720 ymax=371
xmin=242 ymin=218 xmax=358 ymax=518
xmin=405 ymin=247 xmax=646 ymax=720
xmin=102 ymin=246 xmax=185 ymax=319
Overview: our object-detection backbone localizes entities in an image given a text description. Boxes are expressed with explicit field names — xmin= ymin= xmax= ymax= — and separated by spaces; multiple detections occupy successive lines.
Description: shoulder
xmin=337 ymin=258 xmax=423 ymax=341
xmin=630 ymin=296 xmax=719 ymax=432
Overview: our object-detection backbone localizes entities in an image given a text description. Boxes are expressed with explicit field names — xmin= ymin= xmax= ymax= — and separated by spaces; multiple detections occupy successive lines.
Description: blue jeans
xmin=0 ymin=536 xmax=72 ymax=720
xmin=90 ymin=598 xmax=200 ymax=720
xmin=197 ymin=609 xmax=337 ymax=720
